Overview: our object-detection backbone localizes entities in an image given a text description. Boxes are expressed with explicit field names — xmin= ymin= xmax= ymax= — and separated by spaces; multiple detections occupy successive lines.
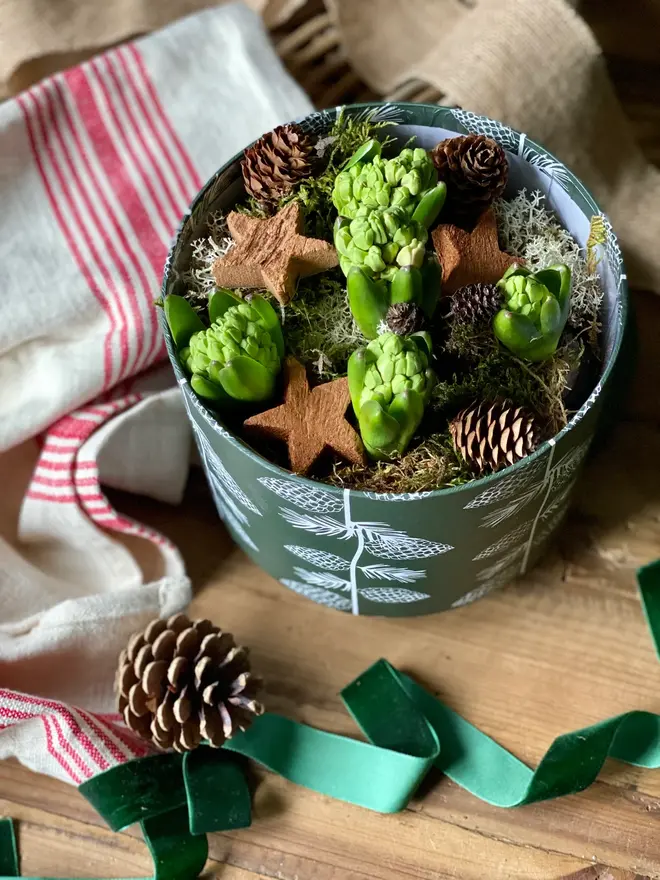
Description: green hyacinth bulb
xmin=187 ymin=303 xmax=279 ymax=373
xmin=493 ymin=264 xmax=572 ymax=362
xmin=165 ymin=290 xmax=284 ymax=405
xmin=334 ymin=206 xmax=427 ymax=281
xmin=333 ymin=146 xmax=439 ymax=220
xmin=348 ymin=332 xmax=435 ymax=459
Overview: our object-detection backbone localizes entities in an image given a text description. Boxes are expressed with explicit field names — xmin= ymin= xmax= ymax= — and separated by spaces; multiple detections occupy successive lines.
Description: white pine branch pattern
xmin=359 ymin=587 xmax=430 ymax=604
xmin=464 ymin=462 xmax=546 ymax=510
xmin=473 ymin=521 xmax=531 ymax=560
xmin=451 ymin=584 xmax=499 ymax=608
xmin=450 ymin=108 xmax=520 ymax=152
xmin=541 ymin=481 xmax=576 ymax=522
xmin=284 ymin=545 xmax=350 ymax=570
xmin=550 ymin=440 xmax=590 ymax=488
xmin=477 ymin=487 xmax=544 ymax=529
xmin=191 ymin=419 xmax=261 ymax=515
xmin=208 ymin=456 xmax=261 ymax=516
xmin=292 ymin=567 xmax=351 ymax=591
xmin=280 ymin=579 xmax=352 ymax=612
xmin=262 ymin=479 xmax=454 ymax=613
xmin=215 ymin=493 xmax=258 ymax=553
xmin=362 ymin=491 xmax=433 ymax=502
xmin=521 ymin=146 xmax=572 ymax=187
xmin=364 ymin=532 xmax=452 ymax=560
xmin=359 ymin=564 xmax=426 ymax=583
xmin=258 ymin=477 xmax=343 ymax=513
xmin=280 ymin=508 xmax=351 ymax=539
xmin=475 ymin=547 xmax=526 ymax=583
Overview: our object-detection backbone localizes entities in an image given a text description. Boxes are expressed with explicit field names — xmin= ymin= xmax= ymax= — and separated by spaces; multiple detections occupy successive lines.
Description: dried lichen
xmin=494 ymin=189 xmax=603 ymax=333
xmin=282 ymin=270 xmax=365 ymax=380
xmin=181 ymin=212 xmax=234 ymax=312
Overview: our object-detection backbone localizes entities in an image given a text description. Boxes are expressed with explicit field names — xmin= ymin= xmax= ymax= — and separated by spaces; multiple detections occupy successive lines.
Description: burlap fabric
xmin=2 ymin=0 xmax=658 ymax=291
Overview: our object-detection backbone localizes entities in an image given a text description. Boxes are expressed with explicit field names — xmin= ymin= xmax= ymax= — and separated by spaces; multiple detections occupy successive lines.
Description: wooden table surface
xmin=3 ymin=3 xmax=660 ymax=879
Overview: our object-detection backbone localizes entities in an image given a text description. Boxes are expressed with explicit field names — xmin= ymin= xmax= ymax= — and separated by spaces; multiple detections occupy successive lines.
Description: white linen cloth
xmin=0 ymin=1 xmax=312 ymax=776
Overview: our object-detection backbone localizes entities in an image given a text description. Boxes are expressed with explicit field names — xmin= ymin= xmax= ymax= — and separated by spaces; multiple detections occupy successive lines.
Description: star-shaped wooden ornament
xmin=431 ymin=207 xmax=521 ymax=294
xmin=212 ymin=202 xmax=338 ymax=306
xmin=243 ymin=357 xmax=366 ymax=475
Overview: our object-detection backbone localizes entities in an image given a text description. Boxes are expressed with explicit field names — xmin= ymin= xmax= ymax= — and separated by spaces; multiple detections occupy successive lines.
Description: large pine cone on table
xmin=116 ymin=614 xmax=263 ymax=753
xmin=242 ymin=123 xmax=313 ymax=210
xmin=430 ymin=134 xmax=508 ymax=227
xmin=450 ymin=400 xmax=541 ymax=474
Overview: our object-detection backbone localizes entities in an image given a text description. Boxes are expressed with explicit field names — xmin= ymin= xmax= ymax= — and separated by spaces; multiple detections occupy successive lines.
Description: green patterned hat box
xmin=161 ymin=103 xmax=628 ymax=617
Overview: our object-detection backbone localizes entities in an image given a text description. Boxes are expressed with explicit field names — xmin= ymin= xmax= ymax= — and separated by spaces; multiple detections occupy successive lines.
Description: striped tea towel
xmin=0 ymin=0 xmax=313 ymax=779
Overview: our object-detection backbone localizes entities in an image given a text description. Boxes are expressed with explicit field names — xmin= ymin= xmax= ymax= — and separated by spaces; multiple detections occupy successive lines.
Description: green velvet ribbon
xmin=4 ymin=560 xmax=660 ymax=879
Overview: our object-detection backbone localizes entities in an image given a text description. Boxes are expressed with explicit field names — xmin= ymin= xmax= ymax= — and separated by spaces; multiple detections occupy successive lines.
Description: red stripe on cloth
xmin=91 ymin=55 xmax=170 ymax=373
xmin=43 ymin=717 xmax=83 ymax=784
xmin=32 ymin=474 xmax=97 ymax=488
xmin=127 ymin=44 xmax=203 ymax=194
xmin=36 ymin=460 xmax=96 ymax=472
xmin=31 ymin=475 xmax=77 ymax=487
xmin=17 ymin=92 xmax=114 ymax=390
xmin=41 ymin=440 xmax=78 ymax=452
xmin=104 ymin=53 xmax=182 ymax=225
xmin=62 ymin=62 xmax=168 ymax=375
xmin=48 ymin=715 xmax=95 ymax=778
xmin=28 ymin=86 xmax=120 ymax=388
xmin=28 ymin=396 xmax=140 ymax=507
xmin=40 ymin=81 xmax=131 ymax=383
xmin=25 ymin=491 xmax=76 ymax=503
xmin=64 ymin=63 xmax=168 ymax=275
xmin=51 ymin=75 xmax=156 ymax=381
xmin=2 ymin=691 xmax=105 ymax=773
xmin=115 ymin=47 xmax=190 ymax=209
xmin=0 ymin=705 xmax=83 ymax=783
xmin=48 ymin=419 xmax=100 ymax=441
xmin=80 ymin=709 xmax=150 ymax=761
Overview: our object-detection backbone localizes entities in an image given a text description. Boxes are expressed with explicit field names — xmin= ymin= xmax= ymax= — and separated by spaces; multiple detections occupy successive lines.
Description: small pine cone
xmin=430 ymin=135 xmax=508 ymax=227
xmin=450 ymin=401 xmax=541 ymax=474
xmin=116 ymin=614 xmax=263 ymax=753
xmin=450 ymin=283 xmax=502 ymax=325
xmin=385 ymin=302 xmax=425 ymax=335
xmin=242 ymin=123 xmax=313 ymax=209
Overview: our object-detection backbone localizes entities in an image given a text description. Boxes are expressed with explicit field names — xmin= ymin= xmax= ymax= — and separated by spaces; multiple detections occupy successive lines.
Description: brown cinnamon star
xmin=212 ymin=202 xmax=338 ymax=306
xmin=431 ymin=207 xmax=520 ymax=294
xmin=243 ymin=357 xmax=366 ymax=475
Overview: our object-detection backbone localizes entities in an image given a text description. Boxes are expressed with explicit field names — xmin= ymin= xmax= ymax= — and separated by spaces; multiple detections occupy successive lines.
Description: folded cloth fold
xmin=0 ymin=2 xmax=313 ymax=720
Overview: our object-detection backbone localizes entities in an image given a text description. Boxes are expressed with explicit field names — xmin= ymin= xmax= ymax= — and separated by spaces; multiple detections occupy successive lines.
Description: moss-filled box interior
xmin=166 ymin=109 xmax=606 ymax=494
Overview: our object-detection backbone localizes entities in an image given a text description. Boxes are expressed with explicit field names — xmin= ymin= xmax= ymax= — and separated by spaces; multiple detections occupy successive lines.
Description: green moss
xmin=283 ymin=269 xmax=365 ymax=380
xmin=325 ymin=431 xmax=471 ymax=494
xmin=436 ymin=321 xmax=583 ymax=435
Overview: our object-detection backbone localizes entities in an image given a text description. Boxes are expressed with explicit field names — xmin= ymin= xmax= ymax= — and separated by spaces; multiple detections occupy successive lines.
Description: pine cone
xmin=116 ymin=615 xmax=263 ymax=753
xmin=242 ymin=123 xmax=313 ymax=209
xmin=450 ymin=283 xmax=502 ymax=325
xmin=385 ymin=302 xmax=425 ymax=335
xmin=430 ymin=135 xmax=508 ymax=227
xmin=450 ymin=401 xmax=541 ymax=474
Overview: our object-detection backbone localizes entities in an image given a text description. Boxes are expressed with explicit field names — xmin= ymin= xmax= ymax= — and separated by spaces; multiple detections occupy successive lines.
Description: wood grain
xmin=3 ymin=3 xmax=660 ymax=878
